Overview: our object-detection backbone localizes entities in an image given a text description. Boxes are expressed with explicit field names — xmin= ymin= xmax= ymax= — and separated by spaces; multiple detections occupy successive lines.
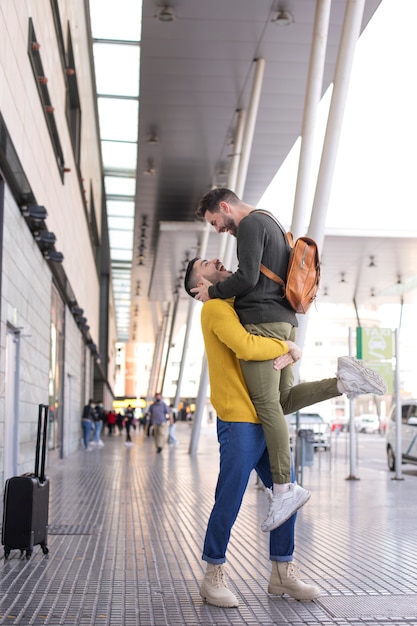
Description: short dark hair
xmin=184 ymin=257 xmax=200 ymax=297
xmin=196 ymin=188 xmax=239 ymax=219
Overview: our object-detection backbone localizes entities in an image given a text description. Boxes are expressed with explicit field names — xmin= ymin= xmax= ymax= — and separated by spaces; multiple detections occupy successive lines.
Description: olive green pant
xmin=240 ymin=322 xmax=340 ymax=484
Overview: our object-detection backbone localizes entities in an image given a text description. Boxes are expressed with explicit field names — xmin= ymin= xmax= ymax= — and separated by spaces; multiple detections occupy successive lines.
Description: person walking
xmin=124 ymin=404 xmax=135 ymax=447
xmin=148 ymin=393 xmax=170 ymax=453
xmin=191 ymin=188 xmax=386 ymax=532
xmin=106 ymin=409 xmax=117 ymax=436
xmin=116 ymin=412 xmax=124 ymax=436
xmin=81 ymin=399 xmax=95 ymax=451
xmin=168 ymin=404 xmax=179 ymax=445
xmin=92 ymin=401 xmax=105 ymax=446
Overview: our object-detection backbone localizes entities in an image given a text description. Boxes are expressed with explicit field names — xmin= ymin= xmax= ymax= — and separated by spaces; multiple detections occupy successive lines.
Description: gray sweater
xmin=208 ymin=210 xmax=297 ymax=327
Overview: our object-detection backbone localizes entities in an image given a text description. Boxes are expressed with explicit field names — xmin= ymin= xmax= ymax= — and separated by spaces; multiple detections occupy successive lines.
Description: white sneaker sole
xmin=338 ymin=356 xmax=387 ymax=395
xmin=261 ymin=490 xmax=311 ymax=532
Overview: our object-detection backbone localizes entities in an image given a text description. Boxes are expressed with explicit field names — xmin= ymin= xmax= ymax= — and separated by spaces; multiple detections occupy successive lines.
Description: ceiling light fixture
xmin=147 ymin=128 xmax=160 ymax=143
xmin=271 ymin=10 xmax=294 ymax=26
xmin=156 ymin=6 xmax=176 ymax=22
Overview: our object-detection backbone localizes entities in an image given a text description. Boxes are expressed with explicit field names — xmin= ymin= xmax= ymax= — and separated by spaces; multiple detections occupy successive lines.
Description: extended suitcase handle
xmin=35 ymin=404 xmax=49 ymax=483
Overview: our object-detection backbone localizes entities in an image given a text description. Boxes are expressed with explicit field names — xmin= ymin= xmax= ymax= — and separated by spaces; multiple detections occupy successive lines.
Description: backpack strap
xmin=254 ymin=209 xmax=292 ymax=286
xmin=254 ymin=209 xmax=288 ymax=240
xmin=259 ymin=263 xmax=285 ymax=289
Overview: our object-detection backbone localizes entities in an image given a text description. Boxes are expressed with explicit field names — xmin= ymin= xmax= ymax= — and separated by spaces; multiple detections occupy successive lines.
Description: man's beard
xmin=224 ymin=216 xmax=237 ymax=236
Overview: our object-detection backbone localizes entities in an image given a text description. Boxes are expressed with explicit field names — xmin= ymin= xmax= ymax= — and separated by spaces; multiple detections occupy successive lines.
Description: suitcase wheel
xmin=41 ymin=543 xmax=49 ymax=555
xmin=4 ymin=547 xmax=11 ymax=559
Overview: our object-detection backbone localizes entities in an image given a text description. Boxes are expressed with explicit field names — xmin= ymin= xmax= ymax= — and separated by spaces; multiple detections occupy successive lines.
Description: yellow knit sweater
xmin=201 ymin=299 xmax=289 ymax=423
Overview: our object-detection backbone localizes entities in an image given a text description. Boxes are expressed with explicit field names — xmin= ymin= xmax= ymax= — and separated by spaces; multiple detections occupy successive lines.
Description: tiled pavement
xmin=1 ymin=422 xmax=417 ymax=626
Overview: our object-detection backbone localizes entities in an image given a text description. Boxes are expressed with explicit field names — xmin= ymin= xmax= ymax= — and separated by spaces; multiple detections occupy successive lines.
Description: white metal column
xmin=225 ymin=58 xmax=266 ymax=276
xmin=393 ymin=328 xmax=403 ymax=480
xmin=295 ymin=0 xmax=366 ymax=362
xmin=308 ymin=0 xmax=366 ymax=248
xmin=291 ymin=0 xmax=332 ymax=239
xmin=189 ymin=59 xmax=266 ymax=455
xmin=4 ymin=328 xmax=20 ymax=480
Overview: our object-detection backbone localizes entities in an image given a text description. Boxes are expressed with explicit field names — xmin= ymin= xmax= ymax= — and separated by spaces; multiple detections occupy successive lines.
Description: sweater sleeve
xmin=202 ymin=300 xmax=288 ymax=361
xmin=208 ymin=215 xmax=265 ymax=299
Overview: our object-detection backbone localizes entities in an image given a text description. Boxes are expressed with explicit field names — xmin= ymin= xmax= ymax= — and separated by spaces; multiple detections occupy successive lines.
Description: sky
xmin=259 ymin=0 xmax=417 ymax=236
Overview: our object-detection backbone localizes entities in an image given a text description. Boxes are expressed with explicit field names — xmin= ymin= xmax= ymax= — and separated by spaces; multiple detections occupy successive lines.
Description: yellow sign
xmin=113 ymin=398 xmax=139 ymax=409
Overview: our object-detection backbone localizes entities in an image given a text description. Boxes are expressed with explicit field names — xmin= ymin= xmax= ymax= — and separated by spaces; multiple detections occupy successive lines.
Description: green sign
xmin=363 ymin=360 xmax=393 ymax=395
xmin=356 ymin=327 xmax=393 ymax=360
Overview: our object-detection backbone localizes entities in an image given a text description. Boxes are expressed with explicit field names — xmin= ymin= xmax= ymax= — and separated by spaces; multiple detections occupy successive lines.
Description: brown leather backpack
xmin=256 ymin=210 xmax=320 ymax=314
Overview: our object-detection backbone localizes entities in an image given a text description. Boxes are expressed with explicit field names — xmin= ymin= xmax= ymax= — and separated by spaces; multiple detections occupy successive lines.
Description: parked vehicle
xmin=386 ymin=400 xmax=417 ymax=471
xmin=330 ymin=414 xmax=383 ymax=434
xmin=354 ymin=414 xmax=381 ymax=434
xmin=286 ymin=412 xmax=331 ymax=450
xmin=330 ymin=416 xmax=349 ymax=432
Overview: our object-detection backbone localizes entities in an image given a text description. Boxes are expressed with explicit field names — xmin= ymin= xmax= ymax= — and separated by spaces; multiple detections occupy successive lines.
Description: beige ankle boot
xmin=199 ymin=563 xmax=239 ymax=608
xmin=268 ymin=561 xmax=321 ymax=601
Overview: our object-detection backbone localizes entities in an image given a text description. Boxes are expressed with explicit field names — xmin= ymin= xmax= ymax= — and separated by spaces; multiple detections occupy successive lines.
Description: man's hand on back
xmin=191 ymin=275 xmax=213 ymax=302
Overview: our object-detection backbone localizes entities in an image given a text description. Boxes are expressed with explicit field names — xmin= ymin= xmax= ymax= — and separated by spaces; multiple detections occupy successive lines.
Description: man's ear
xmin=219 ymin=200 xmax=229 ymax=213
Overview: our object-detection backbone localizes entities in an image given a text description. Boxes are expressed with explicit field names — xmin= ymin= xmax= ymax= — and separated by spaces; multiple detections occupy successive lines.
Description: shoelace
xmin=286 ymin=562 xmax=301 ymax=580
xmin=211 ymin=566 xmax=229 ymax=587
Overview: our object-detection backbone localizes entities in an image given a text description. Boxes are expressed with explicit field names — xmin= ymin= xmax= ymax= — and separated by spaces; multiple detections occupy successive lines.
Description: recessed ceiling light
xmin=271 ymin=10 xmax=294 ymax=26
xmin=156 ymin=6 xmax=176 ymax=22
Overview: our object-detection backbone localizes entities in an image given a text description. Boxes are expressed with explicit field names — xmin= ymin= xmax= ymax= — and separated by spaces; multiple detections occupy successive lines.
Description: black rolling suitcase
xmin=2 ymin=404 xmax=50 ymax=559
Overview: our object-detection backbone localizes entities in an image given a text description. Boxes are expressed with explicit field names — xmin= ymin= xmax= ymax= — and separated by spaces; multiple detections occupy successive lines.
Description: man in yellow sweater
xmin=185 ymin=256 xmax=386 ymax=608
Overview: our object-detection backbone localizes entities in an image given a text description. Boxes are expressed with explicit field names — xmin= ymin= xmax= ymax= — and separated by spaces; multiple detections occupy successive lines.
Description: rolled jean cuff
xmin=270 ymin=555 xmax=293 ymax=563
xmin=202 ymin=554 xmax=226 ymax=565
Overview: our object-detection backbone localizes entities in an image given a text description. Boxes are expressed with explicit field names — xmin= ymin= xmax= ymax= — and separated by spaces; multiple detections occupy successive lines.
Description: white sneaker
xmin=261 ymin=484 xmax=311 ymax=533
xmin=337 ymin=356 xmax=387 ymax=399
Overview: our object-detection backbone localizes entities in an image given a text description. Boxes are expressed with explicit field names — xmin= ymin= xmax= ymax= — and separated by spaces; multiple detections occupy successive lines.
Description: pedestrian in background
xmin=168 ymin=404 xmax=179 ymax=445
xmin=124 ymin=404 xmax=135 ymax=447
xmin=107 ymin=409 xmax=117 ymax=436
xmin=81 ymin=399 xmax=95 ymax=451
xmin=148 ymin=393 xmax=170 ymax=453
xmin=116 ymin=412 xmax=124 ymax=436
xmin=92 ymin=401 xmax=105 ymax=447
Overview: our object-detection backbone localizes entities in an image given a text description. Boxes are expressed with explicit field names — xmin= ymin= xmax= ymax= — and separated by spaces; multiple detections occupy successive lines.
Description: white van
xmin=386 ymin=400 xmax=417 ymax=471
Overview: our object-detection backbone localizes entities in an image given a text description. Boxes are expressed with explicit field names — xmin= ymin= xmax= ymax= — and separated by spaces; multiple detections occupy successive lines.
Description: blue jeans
xmin=81 ymin=420 xmax=92 ymax=449
xmin=93 ymin=421 xmax=103 ymax=442
xmin=202 ymin=419 xmax=296 ymax=565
